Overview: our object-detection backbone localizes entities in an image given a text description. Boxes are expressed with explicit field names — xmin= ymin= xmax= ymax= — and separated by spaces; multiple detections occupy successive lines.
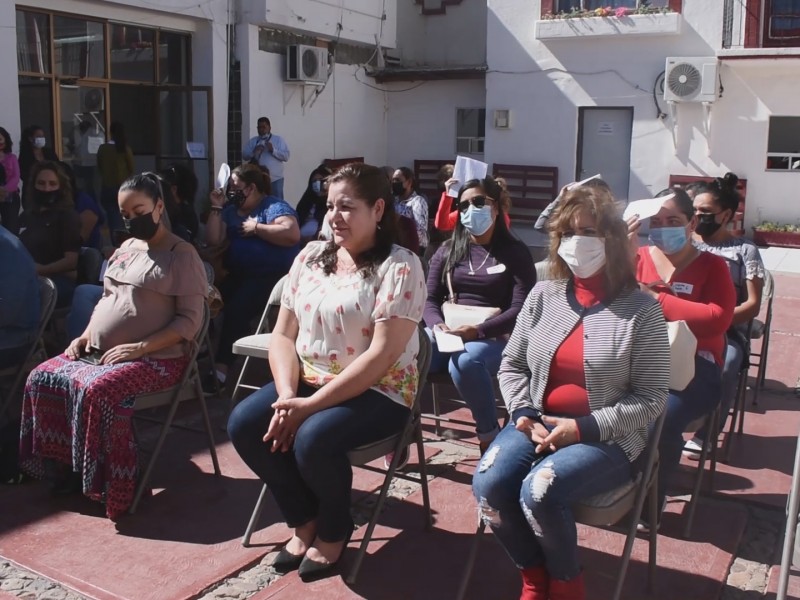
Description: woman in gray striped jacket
xmin=472 ymin=187 xmax=669 ymax=600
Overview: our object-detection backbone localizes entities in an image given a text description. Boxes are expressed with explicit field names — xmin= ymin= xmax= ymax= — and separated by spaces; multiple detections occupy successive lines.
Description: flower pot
xmin=753 ymin=229 xmax=800 ymax=248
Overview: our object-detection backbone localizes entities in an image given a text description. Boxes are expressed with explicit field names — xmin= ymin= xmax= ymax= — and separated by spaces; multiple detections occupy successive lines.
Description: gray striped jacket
xmin=499 ymin=279 xmax=670 ymax=461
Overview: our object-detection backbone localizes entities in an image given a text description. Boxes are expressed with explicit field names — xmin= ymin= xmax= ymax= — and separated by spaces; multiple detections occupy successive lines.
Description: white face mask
xmin=557 ymin=235 xmax=606 ymax=279
xmin=33 ymin=137 xmax=46 ymax=149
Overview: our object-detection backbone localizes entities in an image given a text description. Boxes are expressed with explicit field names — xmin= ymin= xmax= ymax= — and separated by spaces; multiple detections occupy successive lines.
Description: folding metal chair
xmin=227 ymin=275 xmax=287 ymax=415
xmin=0 ymin=277 xmax=57 ymax=422
xmin=424 ymin=371 xmax=505 ymax=438
xmin=241 ymin=327 xmax=434 ymax=585
xmin=457 ymin=410 xmax=667 ymax=600
xmin=749 ymin=270 xmax=774 ymax=406
xmin=129 ymin=303 xmax=221 ymax=513
xmin=682 ymin=405 xmax=721 ymax=538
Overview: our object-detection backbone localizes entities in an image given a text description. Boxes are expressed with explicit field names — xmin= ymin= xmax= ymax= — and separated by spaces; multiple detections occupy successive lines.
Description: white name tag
xmin=486 ymin=264 xmax=506 ymax=275
xmin=672 ymin=282 xmax=694 ymax=295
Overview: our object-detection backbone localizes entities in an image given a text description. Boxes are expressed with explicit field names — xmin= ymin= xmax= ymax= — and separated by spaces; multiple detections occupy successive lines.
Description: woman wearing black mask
xmin=19 ymin=161 xmax=81 ymax=308
xmin=206 ymin=163 xmax=301 ymax=387
xmin=19 ymin=172 xmax=208 ymax=518
xmin=684 ymin=173 xmax=765 ymax=457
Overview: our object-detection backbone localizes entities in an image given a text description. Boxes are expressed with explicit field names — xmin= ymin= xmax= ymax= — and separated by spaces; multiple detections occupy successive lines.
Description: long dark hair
xmin=296 ymin=164 xmax=332 ymax=226
xmin=110 ymin=122 xmax=128 ymax=154
xmin=311 ymin=163 xmax=398 ymax=279
xmin=442 ymin=176 xmax=513 ymax=279
xmin=0 ymin=127 xmax=13 ymax=154
xmin=25 ymin=161 xmax=73 ymax=212
xmin=395 ymin=166 xmax=417 ymax=193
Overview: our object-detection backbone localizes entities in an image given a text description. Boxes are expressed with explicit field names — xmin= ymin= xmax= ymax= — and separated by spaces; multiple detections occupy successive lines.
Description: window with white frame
xmin=766 ymin=116 xmax=800 ymax=171
xmin=556 ymin=0 xmax=668 ymax=10
xmin=456 ymin=108 xmax=485 ymax=154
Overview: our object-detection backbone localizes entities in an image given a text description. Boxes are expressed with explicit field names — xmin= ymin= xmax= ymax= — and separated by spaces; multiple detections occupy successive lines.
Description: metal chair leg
xmin=431 ymin=382 xmax=442 ymax=437
xmin=776 ymin=428 xmax=800 ymax=600
xmin=242 ymin=484 xmax=269 ymax=546
xmin=228 ymin=356 xmax=251 ymax=420
xmin=415 ymin=422 xmax=433 ymax=531
xmin=647 ymin=479 xmax=658 ymax=593
xmin=684 ymin=413 xmax=712 ymax=538
xmin=195 ymin=373 xmax=221 ymax=476
xmin=456 ymin=520 xmax=486 ymax=600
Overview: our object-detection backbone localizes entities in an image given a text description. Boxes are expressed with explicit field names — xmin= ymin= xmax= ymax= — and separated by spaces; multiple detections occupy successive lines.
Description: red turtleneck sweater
xmin=543 ymin=272 xmax=607 ymax=420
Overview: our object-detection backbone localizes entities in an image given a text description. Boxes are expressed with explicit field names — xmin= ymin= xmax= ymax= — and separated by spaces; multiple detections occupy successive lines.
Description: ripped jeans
xmin=471 ymin=424 xmax=633 ymax=580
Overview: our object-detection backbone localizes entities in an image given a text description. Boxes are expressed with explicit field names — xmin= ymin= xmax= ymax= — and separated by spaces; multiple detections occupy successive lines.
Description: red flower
xmin=313 ymin=352 xmax=319 ymax=359
xmin=346 ymin=346 xmax=355 ymax=356
xmin=404 ymin=291 xmax=412 ymax=300
xmin=335 ymin=305 xmax=344 ymax=315
xmin=362 ymin=328 xmax=371 ymax=337
xmin=387 ymin=293 xmax=394 ymax=301
xmin=330 ymin=353 xmax=337 ymax=361
xmin=398 ymin=265 xmax=410 ymax=276
xmin=304 ymin=303 xmax=311 ymax=312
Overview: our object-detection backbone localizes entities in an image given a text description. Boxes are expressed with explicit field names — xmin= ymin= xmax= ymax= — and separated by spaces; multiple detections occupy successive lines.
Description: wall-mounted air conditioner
xmin=286 ymin=44 xmax=328 ymax=85
xmin=663 ymin=57 xmax=719 ymax=103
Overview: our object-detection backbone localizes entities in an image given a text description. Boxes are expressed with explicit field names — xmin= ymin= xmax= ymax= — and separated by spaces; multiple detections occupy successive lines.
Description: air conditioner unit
xmin=286 ymin=44 xmax=328 ymax=84
xmin=664 ymin=57 xmax=719 ymax=103
xmin=81 ymin=87 xmax=105 ymax=112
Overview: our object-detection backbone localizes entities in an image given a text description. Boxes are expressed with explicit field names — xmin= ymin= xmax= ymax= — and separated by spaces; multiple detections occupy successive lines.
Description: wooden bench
xmin=668 ymin=174 xmax=746 ymax=236
xmin=492 ymin=163 xmax=559 ymax=223
xmin=414 ymin=159 xmax=453 ymax=203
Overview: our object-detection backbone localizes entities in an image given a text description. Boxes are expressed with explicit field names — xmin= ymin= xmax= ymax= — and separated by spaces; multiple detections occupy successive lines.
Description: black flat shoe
xmin=271 ymin=546 xmax=305 ymax=574
xmin=298 ymin=529 xmax=353 ymax=583
xmin=50 ymin=472 xmax=82 ymax=497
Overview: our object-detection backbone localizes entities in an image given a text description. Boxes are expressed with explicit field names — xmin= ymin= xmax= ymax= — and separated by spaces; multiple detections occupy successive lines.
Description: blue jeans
xmin=657 ymin=355 xmax=721 ymax=506
xmin=472 ymin=424 xmax=633 ymax=579
xmin=67 ymin=284 xmax=104 ymax=340
xmin=270 ymin=178 xmax=284 ymax=199
xmin=227 ymin=380 xmax=409 ymax=541
xmin=696 ymin=338 xmax=743 ymax=441
xmin=427 ymin=328 xmax=504 ymax=442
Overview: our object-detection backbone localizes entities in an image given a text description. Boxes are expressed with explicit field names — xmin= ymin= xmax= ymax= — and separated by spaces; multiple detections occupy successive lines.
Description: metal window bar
xmin=722 ymin=0 xmax=735 ymax=49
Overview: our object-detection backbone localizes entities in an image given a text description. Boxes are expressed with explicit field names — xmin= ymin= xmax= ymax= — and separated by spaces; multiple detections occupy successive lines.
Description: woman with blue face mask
xmin=423 ymin=177 xmax=537 ymax=456
xmin=632 ymin=187 xmax=736 ymax=530
xmin=296 ymin=165 xmax=332 ymax=244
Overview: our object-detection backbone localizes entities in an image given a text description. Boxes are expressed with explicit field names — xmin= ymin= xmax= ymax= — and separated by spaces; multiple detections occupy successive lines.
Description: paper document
xmin=216 ymin=163 xmax=231 ymax=190
xmin=567 ymin=173 xmax=602 ymax=190
xmin=186 ymin=141 xmax=206 ymax=159
xmin=433 ymin=327 xmax=465 ymax=353
xmin=448 ymin=156 xmax=488 ymax=197
xmin=622 ymin=194 xmax=674 ymax=221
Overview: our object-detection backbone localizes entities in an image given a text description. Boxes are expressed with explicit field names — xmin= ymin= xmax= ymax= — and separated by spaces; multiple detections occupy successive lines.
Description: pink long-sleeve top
xmin=1 ymin=153 xmax=20 ymax=193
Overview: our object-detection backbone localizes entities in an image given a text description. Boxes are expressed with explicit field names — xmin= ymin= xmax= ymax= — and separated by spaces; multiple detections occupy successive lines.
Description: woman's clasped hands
xmin=515 ymin=415 xmax=579 ymax=454
xmin=263 ymin=397 xmax=312 ymax=452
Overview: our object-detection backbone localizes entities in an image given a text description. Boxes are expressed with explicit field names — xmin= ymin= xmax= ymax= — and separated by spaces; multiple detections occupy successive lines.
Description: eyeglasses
xmin=458 ymin=195 xmax=493 ymax=212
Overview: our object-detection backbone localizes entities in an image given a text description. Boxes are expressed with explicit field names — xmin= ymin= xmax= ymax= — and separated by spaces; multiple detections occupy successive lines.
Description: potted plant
xmin=752 ymin=221 xmax=800 ymax=248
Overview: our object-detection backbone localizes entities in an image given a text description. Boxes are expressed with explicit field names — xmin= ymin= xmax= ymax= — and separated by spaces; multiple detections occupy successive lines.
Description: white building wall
xmin=386 ymin=79 xmax=487 ymax=170
xmin=485 ymin=0 xmax=800 ymax=229
xmin=238 ymin=24 xmax=389 ymax=205
xmin=240 ymin=0 xmax=397 ymax=48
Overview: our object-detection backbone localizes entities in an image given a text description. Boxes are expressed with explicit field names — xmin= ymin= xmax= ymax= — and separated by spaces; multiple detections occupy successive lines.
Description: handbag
xmin=441 ymin=271 xmax=501 ymax=329
xmin=667 ymin=320 xmax=697 ymax=391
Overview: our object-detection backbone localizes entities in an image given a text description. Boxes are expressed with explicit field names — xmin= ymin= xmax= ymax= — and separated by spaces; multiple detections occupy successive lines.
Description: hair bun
xmin=722 ymin=172 xmax=739 ymax=190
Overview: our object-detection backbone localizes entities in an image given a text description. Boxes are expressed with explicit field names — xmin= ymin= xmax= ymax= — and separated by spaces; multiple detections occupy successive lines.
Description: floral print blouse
xmin=282 ymin=241 xmax=427 ymax=407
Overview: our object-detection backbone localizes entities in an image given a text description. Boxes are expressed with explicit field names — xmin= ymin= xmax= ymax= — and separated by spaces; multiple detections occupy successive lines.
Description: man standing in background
xmin=243 ymin=117 xmax=290 ymax=199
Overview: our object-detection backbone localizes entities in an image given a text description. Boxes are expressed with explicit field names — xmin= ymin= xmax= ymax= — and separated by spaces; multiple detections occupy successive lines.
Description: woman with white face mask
xmin=295 ymin=165 xmax=332 ymax=244
xmin=632 ymin=187 xmax=736 ymax=530
xmin=19 ymin=125 xmax=58 ymax=188
xmin=473 ymin=188 xmax=669 ymax=600
xmin=424 ymin=177 xmax=536 ymax=456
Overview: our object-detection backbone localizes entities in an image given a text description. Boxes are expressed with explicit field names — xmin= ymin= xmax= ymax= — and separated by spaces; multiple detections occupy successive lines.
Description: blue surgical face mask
xmin=649 ymin=226 xmax=688 ymax=255
xmin=311 ymin=180 xmax=322 ymax=194
xmin=460 ymin=205 xmax=494 ymax=236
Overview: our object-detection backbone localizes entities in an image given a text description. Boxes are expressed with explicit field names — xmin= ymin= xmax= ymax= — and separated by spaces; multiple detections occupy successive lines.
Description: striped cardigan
xmin=499 ymin=279 xmax=670 ymax=461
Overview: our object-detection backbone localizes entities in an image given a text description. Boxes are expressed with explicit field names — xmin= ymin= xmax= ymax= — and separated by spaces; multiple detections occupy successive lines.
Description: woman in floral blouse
xmin=228 ymin=163 xmax=426 ymax=582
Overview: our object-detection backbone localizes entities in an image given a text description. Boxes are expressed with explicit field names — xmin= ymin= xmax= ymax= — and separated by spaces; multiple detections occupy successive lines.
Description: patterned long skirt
xmin=19 ymin=354 xmax=188 ymax=519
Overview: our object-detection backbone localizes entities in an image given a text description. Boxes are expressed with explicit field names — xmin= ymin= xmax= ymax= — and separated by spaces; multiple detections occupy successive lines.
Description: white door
xmin=577 ymin=108 xmax=633 ymax=201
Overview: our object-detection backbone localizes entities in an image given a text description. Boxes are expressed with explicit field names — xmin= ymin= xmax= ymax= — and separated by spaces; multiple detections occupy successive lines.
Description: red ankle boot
xmin=519 ymin=566 xmax=549 ymax=600
xmin=549 ymin=573 xmax=585 ymax=600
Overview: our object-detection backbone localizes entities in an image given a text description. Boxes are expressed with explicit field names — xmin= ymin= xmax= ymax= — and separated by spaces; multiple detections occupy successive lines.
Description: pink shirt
xmin=90 ymin=239 xmax=208 ymax=359
xmin=1 ymin=153 xmax=20 ymax=193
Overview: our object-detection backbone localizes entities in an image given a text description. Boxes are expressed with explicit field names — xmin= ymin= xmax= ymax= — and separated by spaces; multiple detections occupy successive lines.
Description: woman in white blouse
xmin=228 ymin=163 xmax=426 ymax=582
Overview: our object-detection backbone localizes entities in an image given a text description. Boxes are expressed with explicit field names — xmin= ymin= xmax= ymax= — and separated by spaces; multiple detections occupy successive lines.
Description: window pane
xmin=18 ymin=76 xmax=55 ymax=171
xmin=110 ymin=24 xmax=155 ymax=82
xmin=17 ymin=11 xmax=50 ymax=74
xmin=456 ymin=109 xmax=486 ymax=138
xmin=110 ymin=84 xmax=156 ymax=153
xmin=769 ymin=0 xmax=800 ymax=38
xmin=159 ymin=90 xmax=190 ymax=156
xmin=54 ymin=16 xmax=105 ymax=78
xmin=158 ymin=32 xmax=190 ymax=84
xmin=768 ymin=117 xmax=800 ymax=153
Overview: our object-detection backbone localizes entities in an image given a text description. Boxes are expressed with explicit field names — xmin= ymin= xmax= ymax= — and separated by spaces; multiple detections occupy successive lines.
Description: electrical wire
xmin=652 ymin=70 xmax=668 ymax=119
xmin=488 ymin=66 xmax=653 ymax=96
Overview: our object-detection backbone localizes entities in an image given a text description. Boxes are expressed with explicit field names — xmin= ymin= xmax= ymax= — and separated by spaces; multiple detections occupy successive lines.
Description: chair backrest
xmin=77 ymin=247 xmax=104 ymax=285
xmin=764 ymin=270 xmax=775 ymax=307
xmin=253 ymin=275 xmax=288 ymax=336
xmin=413 ymin=326 xmax=433 ymax=417
xmin=202 ymin=261 xmax=215 ymax=286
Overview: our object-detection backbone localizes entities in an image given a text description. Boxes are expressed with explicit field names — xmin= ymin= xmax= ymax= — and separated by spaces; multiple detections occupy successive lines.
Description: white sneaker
xmin=682 ymin=438 xmax=703 ymax=458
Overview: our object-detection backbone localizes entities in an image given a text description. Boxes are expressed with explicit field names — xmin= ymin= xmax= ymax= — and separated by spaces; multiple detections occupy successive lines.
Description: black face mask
xmin=33 ymin=189 xmax=59 ymax=206
xmin=391 ymin=181 xmax=405 ymax=197
xmin=123 ymin=211 xmax=160 ymax=240
xmin=227 ymin=189 xmax=246 ymax=208
xmin=695 ymin=213 xmax=723 ymax=237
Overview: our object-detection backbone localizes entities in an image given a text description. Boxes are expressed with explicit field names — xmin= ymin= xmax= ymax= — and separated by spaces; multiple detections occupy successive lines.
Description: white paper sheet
xmin=216 ymin=163 xmax=231 ymax=190
xmin=448 ymin=156 xmax=488 ymax=197
xmin=433 ymin=327 xmax=465 ymax=353
xmin=87 ymin=136 xmax=104 ymax=154
xmin=622 ymin=194 xmax=674 ymax=221
xmin=567 ymin=173 xmax=602 ymax=190
xmin=186 ymin=141 xmax=206 ymax=159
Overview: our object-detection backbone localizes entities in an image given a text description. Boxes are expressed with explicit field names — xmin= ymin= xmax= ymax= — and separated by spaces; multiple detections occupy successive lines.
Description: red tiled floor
xmin=766 ymin=564 xmax=800 ymax=600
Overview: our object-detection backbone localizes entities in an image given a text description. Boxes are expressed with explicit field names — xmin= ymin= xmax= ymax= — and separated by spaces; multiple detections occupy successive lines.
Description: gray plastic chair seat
xmin=232 ymin=333 xmax=272 ymax=359
xmin=751 ymin=319 xmax=766 ymax=340
xmin=573 ymin=475 xmax=640 ymax=527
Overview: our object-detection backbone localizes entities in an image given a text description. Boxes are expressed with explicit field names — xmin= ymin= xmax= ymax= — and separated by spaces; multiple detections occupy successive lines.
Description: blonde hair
xmin=548 ymin=187 xmax=635 ymax=296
